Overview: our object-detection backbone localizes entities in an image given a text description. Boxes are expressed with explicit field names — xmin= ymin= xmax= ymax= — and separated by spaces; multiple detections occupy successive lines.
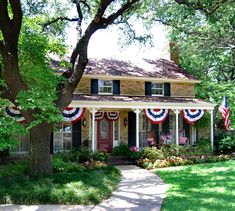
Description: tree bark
xmin=29 ymin=123 xmax=53 ymax=175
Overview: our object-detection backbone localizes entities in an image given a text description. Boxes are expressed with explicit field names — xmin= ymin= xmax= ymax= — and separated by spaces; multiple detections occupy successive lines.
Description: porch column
xmin=90 ymin=108 xmax=97 ymax=152
xmin=175 ymin=109 xmax=180 ymax=146
xmin=133 ymin=109 xmax=141 ymax=149
xmin=209 ymin=109 xmax=214 ymax=152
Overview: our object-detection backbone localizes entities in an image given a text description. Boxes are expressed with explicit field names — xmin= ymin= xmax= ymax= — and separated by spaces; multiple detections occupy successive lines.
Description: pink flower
xmin=130 ymin=146 xmax=137 ymax=152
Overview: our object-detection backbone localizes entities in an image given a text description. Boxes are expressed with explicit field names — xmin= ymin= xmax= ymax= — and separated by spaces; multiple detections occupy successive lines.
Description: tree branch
xmin=56 ymin=0 xmax=140 ymax=110
xmin=175 ymin=0 xmax=231 ymax=16
xmin=42 ymin=17 xmax=79 ymax=30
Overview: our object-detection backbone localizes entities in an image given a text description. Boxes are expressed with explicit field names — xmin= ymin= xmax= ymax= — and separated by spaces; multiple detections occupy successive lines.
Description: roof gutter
xmin=82 ymin=74 xmax=201 ymax=84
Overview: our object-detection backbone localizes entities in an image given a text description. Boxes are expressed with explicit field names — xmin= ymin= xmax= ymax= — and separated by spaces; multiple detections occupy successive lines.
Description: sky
xmin=66 ymin=23 xmax=170 ymax=61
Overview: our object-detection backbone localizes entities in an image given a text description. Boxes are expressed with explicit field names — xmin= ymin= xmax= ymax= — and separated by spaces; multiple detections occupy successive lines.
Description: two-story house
xmin=9 ymin=57 xmax=215 ymax=155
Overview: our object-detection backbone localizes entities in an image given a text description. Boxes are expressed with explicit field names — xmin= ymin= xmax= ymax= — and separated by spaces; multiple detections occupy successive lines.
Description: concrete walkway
xmin=0 ymin=165 xmax=167 ymax=211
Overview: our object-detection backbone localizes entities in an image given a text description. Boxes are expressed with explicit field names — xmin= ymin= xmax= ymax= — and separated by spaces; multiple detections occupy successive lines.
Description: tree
xmin=143 ymin=0 xmax=235 ymax=127
xmin=0 ymin=0 xmax=143 ymax=175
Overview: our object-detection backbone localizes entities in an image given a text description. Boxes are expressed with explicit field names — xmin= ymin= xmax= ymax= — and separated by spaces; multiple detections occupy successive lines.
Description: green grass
xmin=0 ymin=162 xmax=121 ymax=205
xmin=156 ymin=160 xmax=235 ymax=211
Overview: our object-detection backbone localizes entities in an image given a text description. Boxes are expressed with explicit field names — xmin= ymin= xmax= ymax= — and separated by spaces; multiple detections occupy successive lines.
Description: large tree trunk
xmin=29 ymin=123 xmax=53 ymax=175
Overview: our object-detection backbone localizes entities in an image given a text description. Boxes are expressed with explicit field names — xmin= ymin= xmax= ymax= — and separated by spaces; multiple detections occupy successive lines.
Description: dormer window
xmin=98 ymin=80 xmax=113 ymax=95
xmin=152 ymin=83 xmax=164 ymax=96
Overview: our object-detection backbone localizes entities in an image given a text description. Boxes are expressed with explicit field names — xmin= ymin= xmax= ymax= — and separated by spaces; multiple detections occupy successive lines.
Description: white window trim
xmin=98 ymin=80 xmax=113 ymax=95
xmin=151 ymin=83 xmax=164 ymax=96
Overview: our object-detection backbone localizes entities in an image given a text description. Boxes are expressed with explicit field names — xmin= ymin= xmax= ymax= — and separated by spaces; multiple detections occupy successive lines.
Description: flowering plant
xmin=130 ymin=146 xmax=138 ymax=152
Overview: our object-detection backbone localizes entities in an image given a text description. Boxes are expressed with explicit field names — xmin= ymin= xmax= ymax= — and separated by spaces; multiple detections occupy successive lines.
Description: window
xmin=152 ymin=83 xmax=164 ymax=96
xmin=11 ymin=134 xmax=30 ymax=154
xmin=53 ymin=122 xmax=72 ymax=153
xmin=98 ymin=80 xmax=113 ymax=94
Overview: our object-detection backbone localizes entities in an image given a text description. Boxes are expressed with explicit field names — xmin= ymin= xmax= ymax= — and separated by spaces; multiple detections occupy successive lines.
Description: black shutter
xmin=72 ymin=120 xmax=82 ymax=149
xmin=183 ymin=119 xmax=190 ymax=141
xmin=113 ymin=80 xmax=120 ymax=95
xmin=91 ymin=79 xmax=98 ymax=95
xmin=164 ymin=83 xmax=171 ymax=96
xmin=50 ymin=132 xmax=54 ymax=154
xmin=162 ymin=115 xmax=170 ymax=133
xmin=145 ymin=82 xmax=152 ymax=96
xmin=128 ymin=112 xmax=136 ymax=147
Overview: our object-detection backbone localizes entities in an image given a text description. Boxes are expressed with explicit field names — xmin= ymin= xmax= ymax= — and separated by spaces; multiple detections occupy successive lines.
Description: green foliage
xmin=93 ymin=151 xmax=109 ymax=162
xmin=0 ymin=163 xmax=121 ymax=205
xmin=157 ymin=161 xmax=235 ymax=210
xmin=147 ymin=0 xmax=235 ymax=128
xmin=112 ymin=142 xmax=130 ymax=156
xmin=194 ymin=138 xmax=212 ymax=155
xmin=111 ymin=142 xmax=141 ymax=161
xmin=52 ymin=156 xmax=84 ymax=173
xmin=0 ymin=161 xmax=29 ymax=177
xmin=0 ymin=102 xmax=27 ymax=150
xmin=53 ymin=148 xmax=108 ymax=164
xmin=215 ymin=130 xmax=235 ymax=154
xmin=140 ymin=146 xmax=165 ymax=160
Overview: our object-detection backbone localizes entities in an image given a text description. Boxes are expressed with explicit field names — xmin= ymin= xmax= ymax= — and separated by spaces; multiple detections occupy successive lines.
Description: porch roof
xmin=70 ymin=94 xmax=215 ymax=110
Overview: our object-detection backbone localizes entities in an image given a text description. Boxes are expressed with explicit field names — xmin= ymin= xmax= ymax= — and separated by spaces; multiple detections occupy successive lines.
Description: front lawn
xmin=0 ymin=161 xmax=120 ymax=205
xmin=156 ymin=160 xmax=235 ymax=211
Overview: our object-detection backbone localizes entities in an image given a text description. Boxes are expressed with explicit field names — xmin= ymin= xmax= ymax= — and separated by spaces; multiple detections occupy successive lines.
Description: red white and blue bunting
xmin=182 ymin=109 xmax=204 ymax=125
xmin=5 ymin=107 xmax=25 ymax=123
xmin=95 ymin=112 xmax=105 ymax=121
xmin=106 ymin=112 xmax=120 ymax=121
xmin=144 ymin=109 xmax=169 ymax=124
xmin=62 ymin=107 xmax=86 ymax=123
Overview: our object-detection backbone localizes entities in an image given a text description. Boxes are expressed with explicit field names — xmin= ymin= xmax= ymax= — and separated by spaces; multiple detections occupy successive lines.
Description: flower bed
xmin=137 ymin=154 xmax=231 ymax=169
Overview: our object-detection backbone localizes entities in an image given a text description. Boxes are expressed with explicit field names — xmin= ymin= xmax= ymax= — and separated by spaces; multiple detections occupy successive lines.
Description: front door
xmin=97 ymin=118 xmax=113 ymax=152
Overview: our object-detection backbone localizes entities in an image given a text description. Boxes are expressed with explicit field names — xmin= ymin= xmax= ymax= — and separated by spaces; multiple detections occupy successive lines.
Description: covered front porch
xmin=70 ymin=95 xmax=215 ymax=152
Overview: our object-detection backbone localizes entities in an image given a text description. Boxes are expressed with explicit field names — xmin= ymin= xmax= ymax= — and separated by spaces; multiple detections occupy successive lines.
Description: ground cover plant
xmin=156 ymin=160 xmax=235 ymax=211
xmin=0 ymin=154 xmax=120 ymax=205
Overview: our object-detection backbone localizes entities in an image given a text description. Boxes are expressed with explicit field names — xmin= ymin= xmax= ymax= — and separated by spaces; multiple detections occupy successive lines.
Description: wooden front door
xmin=97 ymin=118 xmax=113 ymax=152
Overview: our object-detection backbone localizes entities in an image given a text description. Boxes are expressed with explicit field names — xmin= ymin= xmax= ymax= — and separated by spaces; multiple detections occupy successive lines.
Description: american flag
xmin=219 ymin=96 xmax=230 ymax=130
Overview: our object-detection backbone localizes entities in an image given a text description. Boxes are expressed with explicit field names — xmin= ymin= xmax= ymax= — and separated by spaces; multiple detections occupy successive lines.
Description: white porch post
xmin=209 ymin=109 xmax=214 ymax=152
xmin=134 ymin=109 xmax=141 ymax=149
xmin=90 ymin=108 xmax=97 ymax=152
xmin=175 ymin=109 xmax=180 ymax=146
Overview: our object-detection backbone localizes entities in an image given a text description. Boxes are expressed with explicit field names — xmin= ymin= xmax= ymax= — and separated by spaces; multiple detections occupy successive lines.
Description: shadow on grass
xmin=156 ymin=160 xmax=235 ymax=211
xmin=0 ymin=165 xmax=120 ymax=205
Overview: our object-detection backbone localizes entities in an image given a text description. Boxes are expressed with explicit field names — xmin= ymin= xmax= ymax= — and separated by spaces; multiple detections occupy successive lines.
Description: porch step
xmin=107 ymin=156 xmax=134 ymax=165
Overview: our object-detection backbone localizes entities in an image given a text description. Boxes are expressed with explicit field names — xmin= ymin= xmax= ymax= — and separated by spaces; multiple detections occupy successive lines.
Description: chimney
xmin=169 ymin=41 xmax=180 ymax=64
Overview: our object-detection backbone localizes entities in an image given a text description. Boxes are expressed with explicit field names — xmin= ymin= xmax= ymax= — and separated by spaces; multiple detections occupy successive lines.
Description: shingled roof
xmin=52 ymin=57 xmax=199 ymax=81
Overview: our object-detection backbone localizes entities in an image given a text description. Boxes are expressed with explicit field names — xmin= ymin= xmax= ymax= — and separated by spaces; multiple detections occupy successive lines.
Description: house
xmin=9 ymin=57 xmax=215 ymax=155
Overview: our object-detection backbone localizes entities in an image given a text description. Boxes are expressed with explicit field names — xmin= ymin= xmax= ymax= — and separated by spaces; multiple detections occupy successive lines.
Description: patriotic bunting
xmin=182 ymin=109 xmax=204 ymax=125
xmin=62 ymin=107 xmax=86 ymax=123
xmin=106 ymin=112 xmax=120 ymax=121
xmin=95 ymin=112 xmax=105 ymax=121
xmin=5 ymin=107 xmax=25 ymax=123
xmin=144 ymin=109 xmax=169 ymax=124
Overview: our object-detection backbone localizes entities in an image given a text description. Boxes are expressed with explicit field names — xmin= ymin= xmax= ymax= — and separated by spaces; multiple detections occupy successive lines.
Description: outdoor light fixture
xmin=82 ymin=118 xmax=87 ymax=127
xmin=124 ymin=118 xmax=128 ymax=127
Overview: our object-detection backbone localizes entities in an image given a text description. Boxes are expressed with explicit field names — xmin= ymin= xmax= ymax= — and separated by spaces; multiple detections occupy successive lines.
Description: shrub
xmin=78 ymin=148 xmax=92 ymax=163
xmin=0 ymin=161 xmax=28 ymax=177
xmin=52 ymin=156 xmax=84 ymax=172
xmin=140 ymin=147 xmax=165 ymax=160
xmin=112 ymin=142 xmax=130 ymax=157
xmin=93 ymin=151 xmax=108 ymax=162
xmin=218 ymin=136 xmax=235 ymax=154
xmin=54 ymin=149 xmax=80 ymax=163
xmin=195 ymin=138 xmax=212 ymax=155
